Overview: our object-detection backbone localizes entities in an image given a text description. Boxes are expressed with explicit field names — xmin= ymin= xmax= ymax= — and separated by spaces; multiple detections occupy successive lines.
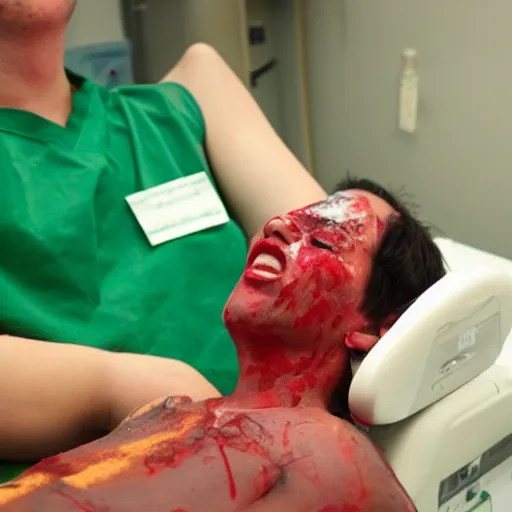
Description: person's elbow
xmin=161 ymin=42 xmax=229 ymax=87
xmin=183 ymin=42 xmax=221 ymax=62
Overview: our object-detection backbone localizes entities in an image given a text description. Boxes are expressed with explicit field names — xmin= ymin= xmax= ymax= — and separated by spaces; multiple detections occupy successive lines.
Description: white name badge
xmin=126 ymin=172 xmax=229 ymax=246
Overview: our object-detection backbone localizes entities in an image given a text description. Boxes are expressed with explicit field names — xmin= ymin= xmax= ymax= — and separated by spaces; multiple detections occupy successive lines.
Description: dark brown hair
xmin=336 ymin=176 xmax=446 ymax=328
xmin=329 ymin=176 xmax=446 ymax=420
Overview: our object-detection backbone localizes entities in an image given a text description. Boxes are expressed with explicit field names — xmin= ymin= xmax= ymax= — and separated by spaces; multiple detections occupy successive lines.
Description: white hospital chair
xmin=437 ymin=237 xmax=512 ymax=366
xmin=435 ymin=237 xmax=512 ymax=275
xmin=349 ymin=238 xmax=512 ymax=512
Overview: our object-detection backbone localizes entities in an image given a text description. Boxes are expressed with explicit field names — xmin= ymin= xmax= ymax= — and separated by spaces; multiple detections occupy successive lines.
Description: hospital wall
xmin=66 ymin=1 xmax=124 ymax=47
xmin=304 ymin=0 xmax=512 ymax=260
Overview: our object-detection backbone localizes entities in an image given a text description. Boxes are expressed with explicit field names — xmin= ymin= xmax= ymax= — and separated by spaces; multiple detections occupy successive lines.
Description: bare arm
xmin=0 ymin=335 xmax=219 ymax=461
xmin=162 ymin=43 xmax=327 ymax=238
xmin=0 ymin=335 xmax=110 ymax=460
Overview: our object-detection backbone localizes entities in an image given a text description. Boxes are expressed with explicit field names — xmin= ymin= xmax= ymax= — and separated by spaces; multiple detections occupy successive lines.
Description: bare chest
xmin=4 ymin=400 xmax=328 ymax=511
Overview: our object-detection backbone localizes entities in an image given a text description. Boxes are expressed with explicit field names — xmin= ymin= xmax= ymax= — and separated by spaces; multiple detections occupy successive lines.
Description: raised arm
xmin=162 ymin=43 xmax=327 ymax=238
xmin=0 ymin=335 xmax=219 ymax=461
xmin=0 ymin=335 xmax=110 ymax=460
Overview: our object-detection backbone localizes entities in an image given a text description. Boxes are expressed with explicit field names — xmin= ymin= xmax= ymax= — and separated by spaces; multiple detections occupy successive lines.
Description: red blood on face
xmin=224 ymin=191 xmax=394 ymax=406
xmin=226 ymin=191 xmax=387 ymax=339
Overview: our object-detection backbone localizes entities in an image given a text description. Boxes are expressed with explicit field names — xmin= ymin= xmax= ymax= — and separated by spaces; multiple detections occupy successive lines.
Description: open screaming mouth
xmin=245 ymin=240 xmax=287 ymax=282
xmin=251 ymin=254 xmax=283 ymax=278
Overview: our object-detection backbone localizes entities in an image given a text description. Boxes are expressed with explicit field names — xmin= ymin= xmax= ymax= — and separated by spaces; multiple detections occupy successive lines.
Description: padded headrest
xmin=435 ymin=237 xmax=512 ymax=273
xmin=349 ymin=267 xmax=512 ymax=426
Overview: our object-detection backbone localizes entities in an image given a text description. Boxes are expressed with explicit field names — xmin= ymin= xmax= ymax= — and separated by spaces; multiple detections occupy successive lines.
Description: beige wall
xmin=134 ymin=0 xmax=312 ymax=168
xmin=137 ymin=0 xmax=249 ymax=83
xmin=304 ymin=0 xmax=512 ymax=260
xmin=66 ymin=0 xmax=124 ymax=47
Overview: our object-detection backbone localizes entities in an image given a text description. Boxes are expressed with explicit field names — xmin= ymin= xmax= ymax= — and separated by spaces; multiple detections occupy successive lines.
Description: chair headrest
xmin=435 ymin=237 xmax=512 ymax=273
xmin=349 ymin=267 xmax=512 ymax=426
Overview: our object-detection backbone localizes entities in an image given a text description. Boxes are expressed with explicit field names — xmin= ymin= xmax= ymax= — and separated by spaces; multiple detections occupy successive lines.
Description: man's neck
xmin=228 ymin=327 xmax=348 ymax=410
xmin=0 ymin=31 xmax=72 ymax=125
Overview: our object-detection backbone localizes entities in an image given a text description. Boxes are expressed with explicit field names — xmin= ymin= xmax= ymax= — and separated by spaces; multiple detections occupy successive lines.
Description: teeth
xmin=252 ymin=254 xmax=283 ymax=272
xmin=251 ymin=269 xmax=279 ymax=279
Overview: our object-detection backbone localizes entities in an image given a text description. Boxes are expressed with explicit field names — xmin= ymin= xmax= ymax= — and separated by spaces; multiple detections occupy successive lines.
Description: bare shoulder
xmin=288 ymin=410 xmax=416 ymax=511
xmin=290 ymin=409 xmax=376 ymax=471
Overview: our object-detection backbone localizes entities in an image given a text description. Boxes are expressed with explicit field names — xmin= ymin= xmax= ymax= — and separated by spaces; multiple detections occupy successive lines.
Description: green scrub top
xmin=0 ymin=72 xmax=247 ymax=482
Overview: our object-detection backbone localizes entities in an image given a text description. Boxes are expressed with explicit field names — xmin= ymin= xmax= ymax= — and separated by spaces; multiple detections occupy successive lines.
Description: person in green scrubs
xmin=0 ymin=1 xmax=326 ymax=482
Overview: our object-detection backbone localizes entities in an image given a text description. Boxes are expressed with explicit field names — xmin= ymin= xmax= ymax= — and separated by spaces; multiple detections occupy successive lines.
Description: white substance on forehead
xmin=289 ymin=241 xmax=301 ymax=260
xmin=307 ymin=192 xmax=367 ymax=223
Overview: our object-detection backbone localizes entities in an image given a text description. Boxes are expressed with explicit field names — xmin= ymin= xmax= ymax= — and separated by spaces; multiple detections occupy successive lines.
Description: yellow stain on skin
xmin=128 ymin=396 xmax=167 ymax=421
xmin=0 ymin=412 xmax=204 ymax=506
xmin=0 ymin=473 xmax=52 ymax=506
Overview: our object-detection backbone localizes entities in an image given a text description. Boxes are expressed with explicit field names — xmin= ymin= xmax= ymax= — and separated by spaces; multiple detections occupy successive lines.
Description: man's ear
xmin=344 ymin=331 xmax=379 ymax=351
xmin=344 ymin=313 xmax=400 ymax=352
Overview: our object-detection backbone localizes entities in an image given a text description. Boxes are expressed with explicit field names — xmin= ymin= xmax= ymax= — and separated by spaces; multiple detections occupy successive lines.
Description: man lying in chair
xmin=0 ymin=178 xmax=445 ymax=511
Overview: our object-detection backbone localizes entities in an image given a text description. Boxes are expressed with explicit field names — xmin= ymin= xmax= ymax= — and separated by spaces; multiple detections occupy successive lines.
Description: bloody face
xmin=224 ymin=190 xmax=393 ymax=350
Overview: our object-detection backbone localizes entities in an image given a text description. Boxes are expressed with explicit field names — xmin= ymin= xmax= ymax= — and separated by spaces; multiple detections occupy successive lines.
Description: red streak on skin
xmin=216 ymin=439 xmax=237 ymax=500
xmin=54 ymin=491 xmax=98 ymax=512
xmin=282 ymin=422 xmax=291 ymax=448
xmin=130 ymin=404 xmax=273 ymax=498
xmin=171 ymin=509 xmax=188 ymax=512
xmin=253 ymin=465 xmax=273 ymax=497
xmin=143 ymin=457 xmax=157 ymax=476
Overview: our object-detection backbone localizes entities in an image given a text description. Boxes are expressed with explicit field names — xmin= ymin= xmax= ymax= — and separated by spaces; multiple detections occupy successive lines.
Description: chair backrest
xmin=435 ymin=237 xmax=512 ymax=273
xmin=349 ymin=267 xmax=512 ymax=426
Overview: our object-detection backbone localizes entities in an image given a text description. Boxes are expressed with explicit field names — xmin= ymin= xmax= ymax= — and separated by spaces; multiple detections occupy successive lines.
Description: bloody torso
xmin=0 ymin=396 xmax=414 ymax=512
